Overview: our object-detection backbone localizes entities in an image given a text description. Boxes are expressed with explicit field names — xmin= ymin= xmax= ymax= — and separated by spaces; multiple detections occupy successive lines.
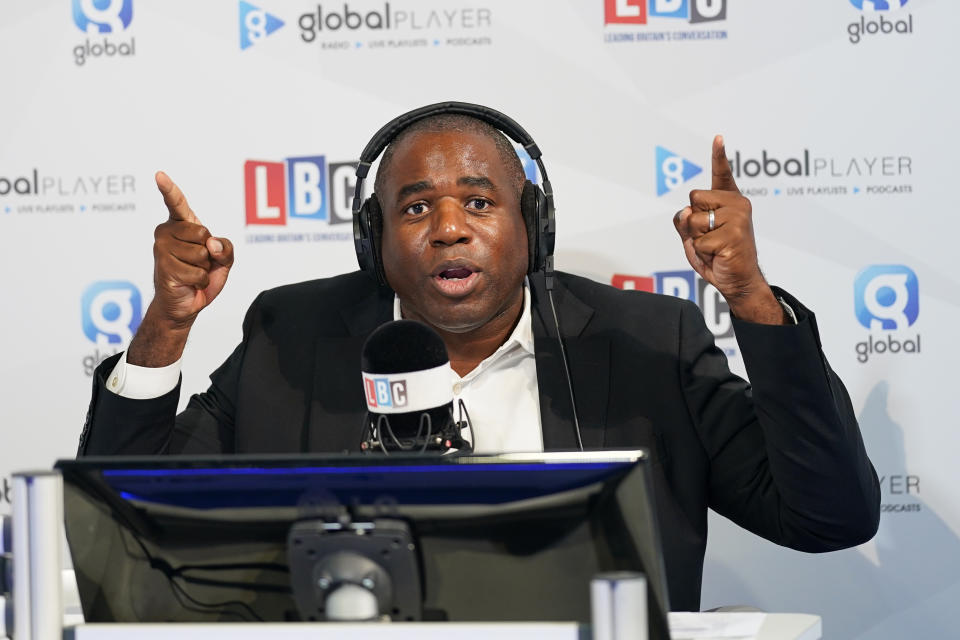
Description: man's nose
xmin=429 ymin=198 xmax=471 ymax=246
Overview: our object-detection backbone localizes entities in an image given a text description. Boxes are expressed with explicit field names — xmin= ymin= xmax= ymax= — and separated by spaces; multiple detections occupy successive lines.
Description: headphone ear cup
xmin=520 ymin=180 xmax=539 ymax=274
xmin=367 ymin=195 xmax=387 ymax=286
xmin=354 ymin=194 xmax=387 ymax=286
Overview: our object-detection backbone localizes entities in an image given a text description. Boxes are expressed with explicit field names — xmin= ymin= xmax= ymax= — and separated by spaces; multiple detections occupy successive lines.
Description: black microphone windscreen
xmin=361 ymin=319 xmax=448 ymax=374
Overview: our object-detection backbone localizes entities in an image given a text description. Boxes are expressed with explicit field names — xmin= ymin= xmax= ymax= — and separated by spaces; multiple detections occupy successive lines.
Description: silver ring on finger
xmin=708 ymin=209 xmax=715 ymax=231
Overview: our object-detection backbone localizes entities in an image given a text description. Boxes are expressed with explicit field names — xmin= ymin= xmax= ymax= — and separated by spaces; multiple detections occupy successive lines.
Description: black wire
xmin=114 ymin=511 xmax=275 ymax=621
xmin=381 ymin=414 xmax=405 ymax=451
xmin=172 ymin=561 xmax=289 ymax=575
xmin=166 ymin=571 xmax=291 ymax=594
xmin=167 ymin=574 xmax=264 ymax=622
xmin=419 ymin=413 xmax=433 ymax=454
xmin=457 ymin=399 xmax=475 ymax=452
xmin=548 ymin=287 xmax=583 ymax=451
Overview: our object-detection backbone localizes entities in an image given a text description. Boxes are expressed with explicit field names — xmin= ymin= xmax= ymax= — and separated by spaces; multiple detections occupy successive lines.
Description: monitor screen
xmin=57 ymin=451 xmax=669 ymax=635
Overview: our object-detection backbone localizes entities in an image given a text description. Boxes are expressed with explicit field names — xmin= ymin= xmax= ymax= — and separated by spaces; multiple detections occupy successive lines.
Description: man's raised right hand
xmin=126 ymin=172 xmax=234 ymax=367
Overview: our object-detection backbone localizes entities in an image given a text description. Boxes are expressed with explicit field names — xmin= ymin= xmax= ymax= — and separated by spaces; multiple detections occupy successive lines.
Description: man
xmin=78 ymin=108 xmax=880 ymax=611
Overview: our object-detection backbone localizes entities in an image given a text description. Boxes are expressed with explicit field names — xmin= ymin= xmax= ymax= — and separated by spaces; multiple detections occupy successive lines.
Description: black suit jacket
xmin=79 ymin=270 xmax=881 ymax=611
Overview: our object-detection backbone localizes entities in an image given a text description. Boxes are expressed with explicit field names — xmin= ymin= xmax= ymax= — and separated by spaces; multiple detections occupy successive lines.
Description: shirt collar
xmin=392 ymin=277 xmax=535 ymax=357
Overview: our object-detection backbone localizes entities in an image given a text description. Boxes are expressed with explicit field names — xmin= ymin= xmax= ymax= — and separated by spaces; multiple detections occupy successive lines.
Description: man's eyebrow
xmin=395 ymin=180 xmax=433 ymax=203
xmin=457 ymin=176 xmax=498 ymax=191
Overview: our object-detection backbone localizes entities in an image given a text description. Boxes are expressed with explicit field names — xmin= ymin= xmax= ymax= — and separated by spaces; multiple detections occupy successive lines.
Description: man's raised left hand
xmin=673 ymin=135 xmax=786 ymax=325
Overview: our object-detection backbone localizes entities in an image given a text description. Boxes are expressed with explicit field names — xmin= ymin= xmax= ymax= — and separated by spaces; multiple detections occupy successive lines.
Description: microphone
xmin=359 ymin=320 xmax=473 ymax=454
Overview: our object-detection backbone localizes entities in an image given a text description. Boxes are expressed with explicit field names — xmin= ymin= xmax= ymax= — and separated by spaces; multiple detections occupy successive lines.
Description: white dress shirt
xmin=391 ymin=280 xmax=543 ymax=454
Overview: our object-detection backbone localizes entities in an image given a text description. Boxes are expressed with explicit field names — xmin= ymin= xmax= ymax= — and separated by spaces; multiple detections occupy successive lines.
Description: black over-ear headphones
xmin=352 ymin=101 xmax=556 ymax=290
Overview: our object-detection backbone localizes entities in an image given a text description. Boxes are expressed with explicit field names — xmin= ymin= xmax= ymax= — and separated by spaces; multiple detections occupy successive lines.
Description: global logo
xmin=81 ymin=281 xmax=142 ymax=345
xmin=71 ymin=0 xmax=135 ymax=66
xmin=72 ymin=0 xmax=133 ymax=33
xmin=855 ymin=265 xmax=918 ymax=330
xmin=847 ymin=0 xmax=913 ymax=44
xmin=656 ymin=146 xmax=702 ymax=196
xmin=849 ymin=0 xmax=909 ymax=11
xmin=239 ymin=1 xmax=285 ymax=50
xmin=854 ymin=265 xmax=920 ymax=364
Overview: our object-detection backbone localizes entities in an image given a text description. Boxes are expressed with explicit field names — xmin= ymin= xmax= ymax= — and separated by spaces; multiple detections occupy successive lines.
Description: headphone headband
xmin=356 ymin=102 xmax=543 ymax=176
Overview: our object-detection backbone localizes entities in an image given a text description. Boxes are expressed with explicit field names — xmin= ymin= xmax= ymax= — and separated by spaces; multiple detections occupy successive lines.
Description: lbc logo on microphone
xmin=365 ymin=378 xmax=409 ymax=409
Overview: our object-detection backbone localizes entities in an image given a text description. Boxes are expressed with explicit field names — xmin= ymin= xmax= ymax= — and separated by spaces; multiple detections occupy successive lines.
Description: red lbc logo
xmin=605 ymin=0 xmax=646 ymax=24
xmin=611 ymin=274 xmax=654 ymax=292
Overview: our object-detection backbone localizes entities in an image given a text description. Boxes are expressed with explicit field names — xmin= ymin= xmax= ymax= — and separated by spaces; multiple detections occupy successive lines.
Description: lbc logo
xmin=604 ymin=0 xmax=727 ymax=25
xmin=364 ymin=378 xmax=408 ymax=409
xmin=244 ymin=156 xmax=359 ymax=226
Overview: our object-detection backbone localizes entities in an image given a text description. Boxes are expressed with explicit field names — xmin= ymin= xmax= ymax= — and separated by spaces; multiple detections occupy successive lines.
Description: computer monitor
xmin=57 ymin=451 xmax=669 ymax=636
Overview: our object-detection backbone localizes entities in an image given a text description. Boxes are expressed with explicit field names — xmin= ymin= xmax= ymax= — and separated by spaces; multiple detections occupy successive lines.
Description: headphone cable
xmin=547 ymin=286 xmax=584 ymax=452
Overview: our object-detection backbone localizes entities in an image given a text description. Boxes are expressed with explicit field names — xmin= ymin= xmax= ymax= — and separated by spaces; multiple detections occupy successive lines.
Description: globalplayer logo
xmin=847 ymin=0 xmax=913 ymax=44
xmin=854 ymin=265 xmax=920 ymax=363
xmin=71 ymin=0 xmax=136 ymax=66
xmin=239 ymin=1 xmax=285 ymax=50
xmin=656 ymin=146 xmax=702 ymax=196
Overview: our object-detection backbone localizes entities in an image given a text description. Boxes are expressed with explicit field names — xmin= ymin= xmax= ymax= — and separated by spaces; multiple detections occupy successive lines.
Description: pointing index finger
xmin=711 ymin=135 xmax=739 ymax=193
xmin=155 ymin=171 xmax=199 ymax=224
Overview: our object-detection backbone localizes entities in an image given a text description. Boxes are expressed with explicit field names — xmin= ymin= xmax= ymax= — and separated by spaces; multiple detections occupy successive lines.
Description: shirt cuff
xmin=778 ymin=296 xmax=799 ymax=325
xmin=106 ymin=351 xmax=182 ymax=400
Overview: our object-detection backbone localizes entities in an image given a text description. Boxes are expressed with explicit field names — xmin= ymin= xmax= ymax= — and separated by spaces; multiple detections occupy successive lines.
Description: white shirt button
xmin=453 ymin=382 xmax=462 ymax=395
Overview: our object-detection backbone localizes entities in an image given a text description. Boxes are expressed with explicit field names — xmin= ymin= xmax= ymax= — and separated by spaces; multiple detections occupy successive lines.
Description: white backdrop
xmin=1 ymin=0 xmax=957 ymax=636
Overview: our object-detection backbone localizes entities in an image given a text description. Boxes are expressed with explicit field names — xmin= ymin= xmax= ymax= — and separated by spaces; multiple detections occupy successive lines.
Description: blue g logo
xmin=239 ymin=1 xmax=285 ymax=50
xmin=656 ymin=146 xmax=702 ymax=197
xmin=81 ymin=281 xmax=142 ymax=345
xmin=72 ymin=0 xmax=133 ymax=33
xmin=854 ymin=265 xmax=918 ymax=330
xmin=849 ymin=0 xmax=909 ymax=11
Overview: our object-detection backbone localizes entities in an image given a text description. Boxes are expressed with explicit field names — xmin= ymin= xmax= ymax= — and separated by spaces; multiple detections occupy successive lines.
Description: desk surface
xmin=66 ymin=613 xmax=821 ymax=640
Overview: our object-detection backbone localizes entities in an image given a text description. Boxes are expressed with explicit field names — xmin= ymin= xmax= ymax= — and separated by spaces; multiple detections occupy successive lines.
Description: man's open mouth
xmin=431 ymin=263 xmax=480 ymax=296
xmin=438 ymin=267 xmax=474 ymax=280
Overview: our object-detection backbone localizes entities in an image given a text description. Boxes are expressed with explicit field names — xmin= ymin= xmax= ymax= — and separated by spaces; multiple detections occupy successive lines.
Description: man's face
xmin=378 ymin=130 xmax=528 ymax=335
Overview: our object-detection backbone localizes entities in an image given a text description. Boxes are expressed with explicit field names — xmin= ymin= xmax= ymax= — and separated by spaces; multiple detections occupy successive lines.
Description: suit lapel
xmin=530 ymin=273 xmax=610 ymax=451
xmin=305 ymin=285 xmax=394 ymax=453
